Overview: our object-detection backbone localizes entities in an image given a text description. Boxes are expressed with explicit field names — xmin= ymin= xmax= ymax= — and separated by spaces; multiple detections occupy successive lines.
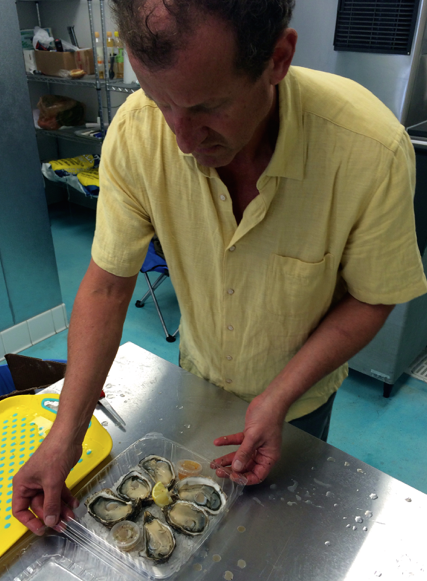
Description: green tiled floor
xmin=20 ymin=201 xmax=427 ymax=495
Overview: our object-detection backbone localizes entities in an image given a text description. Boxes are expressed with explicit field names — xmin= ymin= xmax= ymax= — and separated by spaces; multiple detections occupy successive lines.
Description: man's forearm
xmin=264 ymin=293 xmax=395 ymax=421
xmin=52 ymin=260 xmax=138 ymax=444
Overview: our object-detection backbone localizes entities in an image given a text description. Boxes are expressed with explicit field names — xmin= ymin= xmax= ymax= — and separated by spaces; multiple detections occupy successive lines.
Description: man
xmin=13 ymin=0 xmax=427 ymax=535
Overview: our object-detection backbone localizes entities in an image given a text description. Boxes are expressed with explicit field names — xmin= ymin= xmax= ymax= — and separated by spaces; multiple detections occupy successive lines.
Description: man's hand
xmin=211 ymin=390 xmax=284 ymax=485
xmin=12 ymin=435 xmax=81 ymax=535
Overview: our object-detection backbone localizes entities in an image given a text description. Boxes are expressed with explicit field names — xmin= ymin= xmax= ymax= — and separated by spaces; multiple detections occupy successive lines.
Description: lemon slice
xmin=152 ymin=481 xmax=173 ymax=507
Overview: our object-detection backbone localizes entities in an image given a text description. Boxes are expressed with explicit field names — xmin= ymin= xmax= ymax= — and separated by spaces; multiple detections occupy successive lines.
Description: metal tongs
xmin=97 ymin=389 xmax=126 ymax=429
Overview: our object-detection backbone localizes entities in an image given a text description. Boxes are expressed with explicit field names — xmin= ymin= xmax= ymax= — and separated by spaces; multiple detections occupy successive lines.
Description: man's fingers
xmin=42 ymin=484 xmax=64 ymax=528
xmin=61 ymin=485 xmax=79 ymax=510
xmin=210 ymin=452 xmax=236 ymax=469
xmin=213 ymin=433 xmax=244 ymax=447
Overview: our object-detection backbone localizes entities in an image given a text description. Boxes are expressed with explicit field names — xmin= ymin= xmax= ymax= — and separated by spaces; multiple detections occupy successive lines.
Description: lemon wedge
xmin=152 ymin=481 xmax=173 ymax=507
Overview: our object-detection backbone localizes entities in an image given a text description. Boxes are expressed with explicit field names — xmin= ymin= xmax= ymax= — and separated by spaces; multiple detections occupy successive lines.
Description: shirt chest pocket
xmin=265 ymin=253 xmax=336 ymax=320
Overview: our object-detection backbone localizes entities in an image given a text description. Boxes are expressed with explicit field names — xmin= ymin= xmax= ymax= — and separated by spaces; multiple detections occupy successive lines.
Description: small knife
xmin=98 ymin=389 xmax=126 ymax=428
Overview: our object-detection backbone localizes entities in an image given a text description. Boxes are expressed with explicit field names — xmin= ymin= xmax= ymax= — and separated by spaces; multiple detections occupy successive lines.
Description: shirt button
xmin=219 ymin=194 xmax=227 ymax=201
xmin=226 ymin=379 xmax=233 ymax=384
xmin=227 ymin=325 xmax=234 ymax=331
xmin=227 ymin=288 xmax=234 ymax=295
xmin=229 ymin=245 xmax=236 ymax=252
xmin=226 ymin=355 xmax=233 ymax=361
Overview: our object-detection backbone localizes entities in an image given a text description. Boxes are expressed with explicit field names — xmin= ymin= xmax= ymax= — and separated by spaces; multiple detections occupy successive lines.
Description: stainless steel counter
xmin=2 ymin=342 xmax=426 ymax=580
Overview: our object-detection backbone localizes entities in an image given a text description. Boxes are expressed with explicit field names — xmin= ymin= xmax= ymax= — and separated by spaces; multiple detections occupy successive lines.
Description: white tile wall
xmin=1 ymin=321 xmax=32 ymax=354
xmin=0 ymin=334 xmax=5 ymax=361
xmin=0 ymin=304 xmax=69 ymax=361
xmin=51 ymin=305 xmax=67 ymax=333
xmin=27 ymin=311 xmax=56 ymax=345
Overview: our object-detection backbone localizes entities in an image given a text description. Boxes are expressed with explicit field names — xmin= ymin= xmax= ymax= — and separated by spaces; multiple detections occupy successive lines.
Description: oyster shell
xmin=139 ymin=455 xmax=176 ymax=489
xmin=85 ymin=488 xmax=137 ymax=528
xmin=141 ymin=510 xmax=176 ymax=563
xmin=173 ymin=477 xmax=227 ymax=514
xmin=163 ymin=500 xmax=209 ymax=536
xmin=115 ymin=470 xmax=152 ymax=504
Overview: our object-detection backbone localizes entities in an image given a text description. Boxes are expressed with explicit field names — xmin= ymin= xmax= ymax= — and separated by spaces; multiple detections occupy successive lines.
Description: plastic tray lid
xmin=57 ymin=433 xmax=246 ymax=580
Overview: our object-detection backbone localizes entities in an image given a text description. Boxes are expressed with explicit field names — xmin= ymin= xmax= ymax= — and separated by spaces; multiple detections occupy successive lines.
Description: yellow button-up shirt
xmin=92 ymin=66 xmax=427 ymax=421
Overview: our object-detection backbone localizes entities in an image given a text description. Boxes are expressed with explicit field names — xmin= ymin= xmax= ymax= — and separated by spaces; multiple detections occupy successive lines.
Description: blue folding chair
xmin=135 ymin=239 xmax=179 ymax=343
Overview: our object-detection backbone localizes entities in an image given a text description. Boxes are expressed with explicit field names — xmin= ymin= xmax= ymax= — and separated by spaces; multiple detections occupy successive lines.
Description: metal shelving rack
xmin=19 ymin=0 xmax=139 ymax=143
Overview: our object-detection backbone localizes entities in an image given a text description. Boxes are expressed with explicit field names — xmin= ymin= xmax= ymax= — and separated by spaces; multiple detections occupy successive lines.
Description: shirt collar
xmin=264 ymin=67 xmax=304 ymax=181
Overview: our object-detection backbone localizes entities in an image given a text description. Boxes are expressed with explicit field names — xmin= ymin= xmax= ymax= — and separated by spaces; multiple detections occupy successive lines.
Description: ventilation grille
xmin=334 ymin=0 xmax=421 ymax=55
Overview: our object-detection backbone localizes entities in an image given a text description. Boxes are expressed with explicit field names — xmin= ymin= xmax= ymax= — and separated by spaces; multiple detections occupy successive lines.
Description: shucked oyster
xmin=115 ymin=470 xmax=153 ymax=504
xmin=85 ymin=488 xmax=137 ymax=528
xmin=139 ymin=455 xmax=176 ymax=489
xmin=173 ymin=477 xmax=227 ymax=514
xmin=141 ymin=510 xmax=176 ymax=563
xmin=163 ymin=500 xmax=209 ymax=536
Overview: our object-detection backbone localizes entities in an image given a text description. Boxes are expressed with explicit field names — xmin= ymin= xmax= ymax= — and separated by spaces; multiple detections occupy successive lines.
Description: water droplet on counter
xmin=352 ymin=526 xmax=357 ymax=531
xmin=296 ymin=494 xmax=301 ymax=501
xmin=405 ymin=497 xmax=412 ymax=502
xmin=270 ymin=484 xmax=277 ymax=490
xmin=343 ymin=517 xmax=347 ymax=520
xmin=305 ymin=500 xmax=312 ymax=505
xmin=355 ymin=516 xmax=363 ymax=523
xmin=357 ymin=469 xmax=364 ymax=474
xmin=237 ymin=526 xmax=246 ymax=533
xmin=325 ymin=541 xmax=331 ymax=546
xmin=326 ymin=491 xmax=334 ymax=498
xmin=106 ymin=394 xmax=114 ymax=399
xmin=180 ymin=431 xmax=183 ymax=434
xmin=159 ymin=418 xmax=163 ymax=421
xmin=334 ymin=503 xmax=338 ymax=507
xmin=280 ymin=497 xmax=285 ymax=501
xmin=327 ymin=457 xmax=336 ymax=462
xmin=374 ymin=572 xmax=382 ymax=577
xmin=287 ymin=501 xmax=297 ymax=506
xmin=213 ymin=555 xmax=222 ymax=562
xmin=363 ymin=527 xmax=368 ymax=531
xmin=101 ymin=421 xmax=108 ymax=427
xmin=193 ymin=564 xmax=203 ymax=572
xmin=287 ymin=479 xmax=298 ymax=493
xmin=237 ymin=560 xmax=246 ymax=569
xmin=179 ymin=406 xmax=183 ymax=409
xmin=224 ymin=572 xmax=234 ymax=580
xmin=311 ymin=466 xmax=315 ymax=470
xmin=346 ymin=524 xmax=351 ymax=528
xmin=344 ymin=462 xmax=350 ymax=467
xmin=120 ymin=394 xmax=125 ymax=397
xmin=369 ymin=493 xmax=378 ymax=500
xmin=365 ymin=511 xmax=373 ymax=518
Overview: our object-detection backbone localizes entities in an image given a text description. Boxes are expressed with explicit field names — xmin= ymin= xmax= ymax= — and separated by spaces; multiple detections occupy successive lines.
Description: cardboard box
xmin=74 ymin=48 xmax=95 ymax=74
xmin=35 ymin=48 xmax=94 ymax=77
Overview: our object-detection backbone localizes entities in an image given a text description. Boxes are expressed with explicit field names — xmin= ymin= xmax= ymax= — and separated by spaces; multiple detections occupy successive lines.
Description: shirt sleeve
xmin=91 ymin=109 xmax=155 ymax=277
xmin=341 ymin=128 xmax=427 ymax=304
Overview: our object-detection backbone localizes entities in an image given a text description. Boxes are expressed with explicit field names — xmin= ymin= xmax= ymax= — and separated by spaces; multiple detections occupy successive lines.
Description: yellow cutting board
xmin=0 ymin=393 xmax=112 ymax=557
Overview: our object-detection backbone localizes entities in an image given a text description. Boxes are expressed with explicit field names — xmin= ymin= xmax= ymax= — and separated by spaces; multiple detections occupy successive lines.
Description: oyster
xmin=115 ymin=470 xmax=152 ymax=504
xmin=173 ymin=477 xmax=227 ymax=514
xmin=163 ymin=500 xmax=209 ymax=536
xmin=85 ymin=488 xmax=137 ymax=528
xmin=142 ymin=510 xmax=176 ymax=563
xmin=139 ymin=455 xmax=176 ymax=489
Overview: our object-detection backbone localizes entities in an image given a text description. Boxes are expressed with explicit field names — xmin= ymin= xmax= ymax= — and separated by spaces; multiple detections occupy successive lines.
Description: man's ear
xmin=269 ymin=28 xmax=298 ymax=85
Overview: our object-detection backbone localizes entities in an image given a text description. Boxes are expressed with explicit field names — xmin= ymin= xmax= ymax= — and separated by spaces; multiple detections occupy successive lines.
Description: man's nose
xmin=172 ymin=112 xmax=205 ymax=154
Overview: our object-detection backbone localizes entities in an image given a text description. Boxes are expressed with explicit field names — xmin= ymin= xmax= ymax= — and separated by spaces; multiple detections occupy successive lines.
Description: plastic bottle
xmin=106 ymin=31 xmax=115 ymax=79
xmin=114 ymin=31 xmax=124 ymax=79
xmin=94 ymin=32 xmax=104 ymax=79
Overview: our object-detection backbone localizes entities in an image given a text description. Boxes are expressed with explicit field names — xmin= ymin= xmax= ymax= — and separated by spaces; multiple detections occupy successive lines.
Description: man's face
xmin=129 ymin=17 xmax=278 ymax=168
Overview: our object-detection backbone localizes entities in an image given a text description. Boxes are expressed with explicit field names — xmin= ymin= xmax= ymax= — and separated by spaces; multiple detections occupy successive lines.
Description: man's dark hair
xmin=110 ymin=0 xmax=295 ymax=80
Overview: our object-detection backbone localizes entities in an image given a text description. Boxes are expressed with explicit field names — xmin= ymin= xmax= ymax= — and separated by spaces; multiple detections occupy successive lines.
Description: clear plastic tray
xmin=58 ymin=433 xmax=245 ymax=580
